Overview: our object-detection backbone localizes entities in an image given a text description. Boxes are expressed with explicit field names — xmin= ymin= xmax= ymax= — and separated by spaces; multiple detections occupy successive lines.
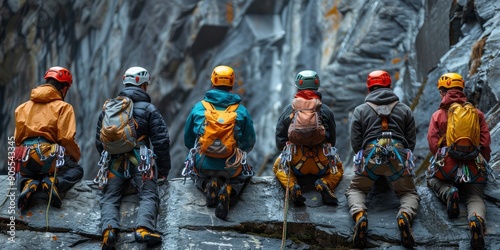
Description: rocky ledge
xmin=0 ymin=171 xmax=499 ymax=249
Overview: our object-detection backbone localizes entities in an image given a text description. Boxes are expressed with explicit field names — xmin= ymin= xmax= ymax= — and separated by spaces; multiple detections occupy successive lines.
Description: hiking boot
xmin=41 ymin=176 xmax=62 ymax=208
xmin=18 ymin=179 xmax=40 ymax=211
xmin=314 ymin=179 xmax=338 ymax=206
xmin=134 ymin=227 xmax=162 ymax=246
xmin=101 ymin=226 xmax=117 ymax=250
xmin=215 ymin=184 xmax=232 ymax=220
xmin=353 ymin=211 xmax=368 ymax=248
xmin=446 ymin=186 xmax=460 ymax=219
xmin=206 ymin=178 xmax=219 ymax=208
xmin=397 ymin=212 xmax=415 ymax=248
xmin=469 ymin=214 xmax=485 ymax=250
xmin=291 ymin=184 xmax=306 ymax=206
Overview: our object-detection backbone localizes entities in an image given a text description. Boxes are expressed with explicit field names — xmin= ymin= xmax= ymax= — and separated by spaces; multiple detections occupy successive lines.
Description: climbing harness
xmin=356 ymin=132 xmax=412 ymax=181
xmin=427 ymin=146 xmax=494 ymax=183
xmin=182 ymin=141 xmax=254 ymax=184
xmin=280 ymin=143 xmax=339 ymax=176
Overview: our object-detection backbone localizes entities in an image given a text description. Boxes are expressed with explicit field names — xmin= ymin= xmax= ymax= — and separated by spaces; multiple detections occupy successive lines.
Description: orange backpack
xmin=197 ymin=100 xmax=239 ymax=158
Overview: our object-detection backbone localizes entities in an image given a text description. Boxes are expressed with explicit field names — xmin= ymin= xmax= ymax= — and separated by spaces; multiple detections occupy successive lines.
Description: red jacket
xmin=427 ymin=89 xmax=491 ymax=161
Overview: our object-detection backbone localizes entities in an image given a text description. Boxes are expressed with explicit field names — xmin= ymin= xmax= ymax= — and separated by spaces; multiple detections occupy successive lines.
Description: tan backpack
xmin=287 ymin=98 xmax=326 ymax=146
xmin=99 ymin=96 xmax=140 ymax=154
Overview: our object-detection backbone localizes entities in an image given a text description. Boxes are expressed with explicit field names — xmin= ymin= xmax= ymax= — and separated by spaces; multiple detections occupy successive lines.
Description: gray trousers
xmin=346 ymin=155 xmax=420 ymax=221
xmin=427 ymin=177 xmax=486 ymax=222
xmin=100 ymin=171 xmax=159 ymax=233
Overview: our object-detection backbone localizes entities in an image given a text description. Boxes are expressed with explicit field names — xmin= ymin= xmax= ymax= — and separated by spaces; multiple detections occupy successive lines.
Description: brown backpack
xmin=287 ymin=98 xmax=326 ymax=146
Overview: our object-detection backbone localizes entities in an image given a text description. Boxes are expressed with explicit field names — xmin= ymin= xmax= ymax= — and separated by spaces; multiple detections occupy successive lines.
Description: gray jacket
xmin=350 ymin=88 xmax=416 ymax=153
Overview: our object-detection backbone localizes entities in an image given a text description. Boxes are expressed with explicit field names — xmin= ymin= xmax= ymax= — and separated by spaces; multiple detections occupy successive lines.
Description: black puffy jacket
xmin=95 ymin=86 xmax=171 ymax=177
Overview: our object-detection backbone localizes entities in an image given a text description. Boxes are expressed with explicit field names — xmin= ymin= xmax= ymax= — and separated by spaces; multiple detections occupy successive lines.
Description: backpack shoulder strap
xmin=366 ymin=101 xmax=398 ymax=130
xmin=226 ymin=103 xmax=239 ymax=112
xmin=201 ymin=100 xmax=239 ymax=112
xmin=201 ymin=100 xmax=214 ymax=111
xmin=366 ymin=101 xmax=399 ymax=116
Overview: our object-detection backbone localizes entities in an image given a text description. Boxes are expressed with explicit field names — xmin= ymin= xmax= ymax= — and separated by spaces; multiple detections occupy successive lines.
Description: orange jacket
xmin=14 ymin=84 xmax=81 ymax=162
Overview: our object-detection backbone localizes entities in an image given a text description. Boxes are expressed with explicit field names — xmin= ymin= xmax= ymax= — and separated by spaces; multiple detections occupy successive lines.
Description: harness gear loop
xmin=182 ymin=147 xmax=197 ymax=184
xmin=55 ymin=145 xmax=65 ymax=168
xmin=353 ymin=149 xmax=365 ymax=174
xmin=94 ymin=151 xmax=110 ymax=189
xmin=137 ymin=145 xmax=154 ymax=183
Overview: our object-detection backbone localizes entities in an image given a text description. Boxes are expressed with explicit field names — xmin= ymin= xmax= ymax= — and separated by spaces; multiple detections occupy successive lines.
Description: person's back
xmin=426 ymin=72 xmax=491 ymax=249
xmin=95 ymin=66 xmax=171 ymax=249
xmin=273 ymin=70 xmax=343 ymax=207
xmin=14 ymin=66 xmax=83 ymax=211
xmin=346 ymin=70 xmax=419 ymax=248
xmin=183 ymin=65 xmax=256 ymax=220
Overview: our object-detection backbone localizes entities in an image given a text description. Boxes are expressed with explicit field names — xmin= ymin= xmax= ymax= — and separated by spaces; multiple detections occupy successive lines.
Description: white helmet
xmin=123 ymin=66 xmax=150 ymax=85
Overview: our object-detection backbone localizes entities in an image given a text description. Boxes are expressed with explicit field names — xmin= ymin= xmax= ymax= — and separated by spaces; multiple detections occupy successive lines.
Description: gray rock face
xmin=0 ymin=0 xmax=498 ymax=180
xmin=1 ymin=172 xmax=499 ymax=249
xmin=2 ymin=0 xmax=500 ymax=248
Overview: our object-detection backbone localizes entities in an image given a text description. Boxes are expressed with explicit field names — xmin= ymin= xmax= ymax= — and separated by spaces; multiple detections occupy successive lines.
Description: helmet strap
xmin=61 ymin=85 xmax=69 ymax=100
xmin=141 ymin=83 xmax=148 ymax=91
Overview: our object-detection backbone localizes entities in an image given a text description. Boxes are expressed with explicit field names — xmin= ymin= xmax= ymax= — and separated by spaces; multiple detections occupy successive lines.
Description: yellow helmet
xmin=211 ymin=65 xmax=235 ymax=87
xmin=438 ymin=73 xmax=464 ymax=89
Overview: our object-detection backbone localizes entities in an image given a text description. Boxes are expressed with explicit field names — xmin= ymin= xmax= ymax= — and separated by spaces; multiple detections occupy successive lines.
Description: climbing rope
xmin=0 ymin=178 xmax=13 ymax=207
xmin=46 ymin=145 xmax=65 ymax=231
xmin=225 ymin=148 xmax=246 ymax=169
xmin=280 ymin=161 xmax=291 ymax=250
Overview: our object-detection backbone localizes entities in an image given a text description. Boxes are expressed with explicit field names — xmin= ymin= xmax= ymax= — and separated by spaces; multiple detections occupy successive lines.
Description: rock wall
xmin=4 ymin=0 xmax=498 ymax=180
xmin=2 ymin=0 xmax=500 ymax=248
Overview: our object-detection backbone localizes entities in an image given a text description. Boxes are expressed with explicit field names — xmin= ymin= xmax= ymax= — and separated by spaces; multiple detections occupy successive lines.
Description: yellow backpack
xmin=445 ymin=102 xmax=481 ymax=160
xmin=198 ymin=100 xmax=239 ymax=158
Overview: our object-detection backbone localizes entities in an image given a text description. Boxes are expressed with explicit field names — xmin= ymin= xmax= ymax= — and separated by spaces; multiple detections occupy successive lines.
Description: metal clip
xmin=22 ymin=147 xmax=31 ymax=162
xmin=55 ymin=145 xmax=65 ymax=168
xmin=242 ymin=163 xmax=254 ymax=176
xmin=94 ymin=151 xmax=110 ymax=189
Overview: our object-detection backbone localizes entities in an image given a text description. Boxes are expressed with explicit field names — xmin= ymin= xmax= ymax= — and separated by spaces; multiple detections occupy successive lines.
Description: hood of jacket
xmin=365 ymin=88 xmax=399 ymax=104
xmin=203 ymin=89 xmax=241 ymax=107
xmin=118 ymin=86 xmax=152 ymax=103
xmin=439 ymin=89 xmax=467 ymax=109
xmin=30 ymin=84 xmax=63 ymax=103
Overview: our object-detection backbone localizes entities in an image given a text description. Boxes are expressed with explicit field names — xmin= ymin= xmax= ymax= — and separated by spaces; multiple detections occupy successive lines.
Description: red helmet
xmin=366 ymin=70 xmax=391 ymax=90
xmin=44 ymin=66 xmax=73 ymax=86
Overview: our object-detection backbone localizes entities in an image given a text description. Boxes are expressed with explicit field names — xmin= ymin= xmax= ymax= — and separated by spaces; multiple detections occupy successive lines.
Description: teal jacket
xmin=184 ymin=89 xmax=256 ymax=171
